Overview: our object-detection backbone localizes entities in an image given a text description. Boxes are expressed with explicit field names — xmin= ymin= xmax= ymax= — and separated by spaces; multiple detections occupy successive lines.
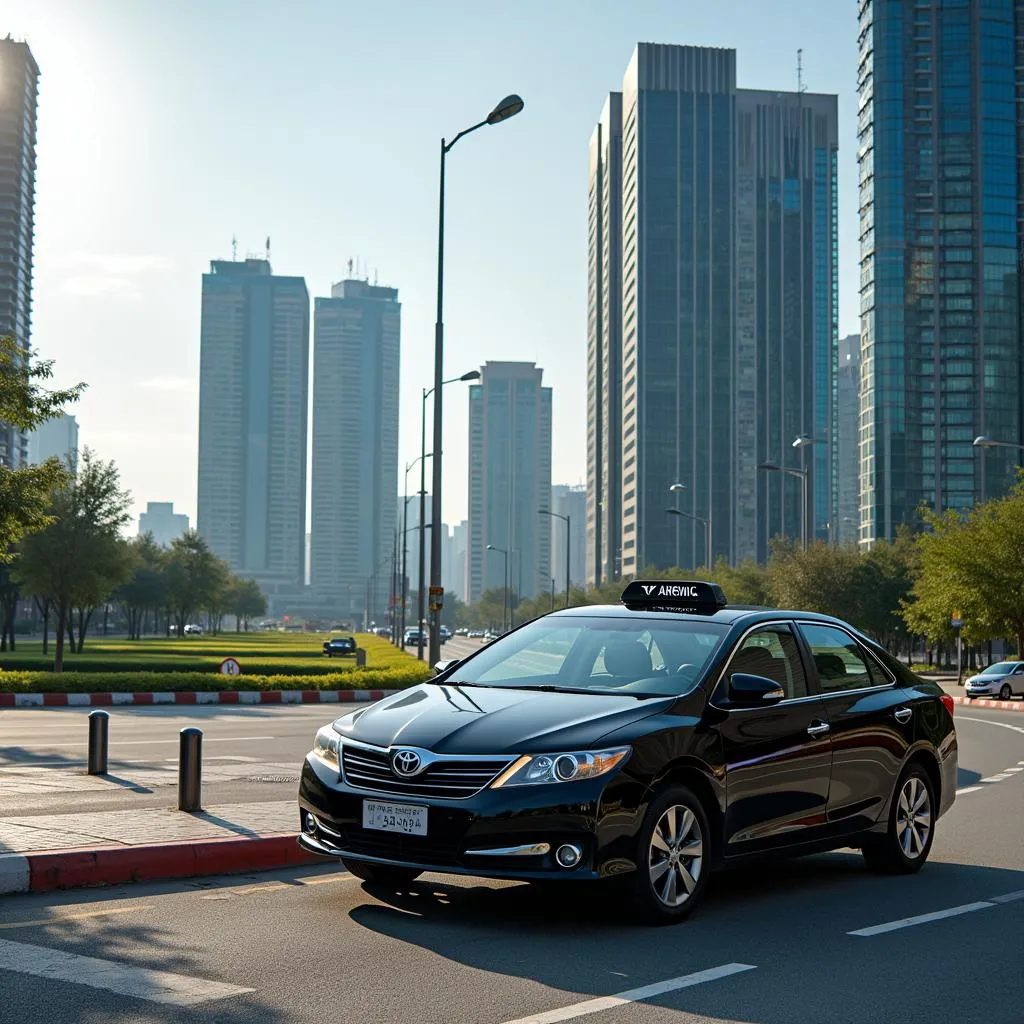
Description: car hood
xmin=334 ymin=683 xmax=673 ymax=755
xmin=969 ymin=673 xmax=1005 ymax=683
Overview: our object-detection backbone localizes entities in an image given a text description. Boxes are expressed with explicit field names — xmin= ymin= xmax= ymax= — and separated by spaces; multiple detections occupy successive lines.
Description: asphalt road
xmin=0 ymin=704 xmax=1021 ymax=1024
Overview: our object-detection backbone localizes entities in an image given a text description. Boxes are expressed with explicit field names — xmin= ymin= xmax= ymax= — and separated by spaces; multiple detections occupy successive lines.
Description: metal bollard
xmin=178 ymin=727 xmax=202 ymax=812
xmin=87 ymin=709 xmax=109 ymax=775
xmin=355 ymin=648 xmax=366 ymax=668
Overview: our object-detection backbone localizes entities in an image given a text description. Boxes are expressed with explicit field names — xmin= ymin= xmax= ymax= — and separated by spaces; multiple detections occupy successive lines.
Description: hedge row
xmin=0 ymin=663 xmax=434 ymax=694
xmin=0 ymin=657 xmax=364 ymax=675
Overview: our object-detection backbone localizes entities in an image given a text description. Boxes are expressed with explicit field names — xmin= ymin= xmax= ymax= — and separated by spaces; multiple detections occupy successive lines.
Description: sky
xmin=4 ymin=0 xmax=860 ymax=531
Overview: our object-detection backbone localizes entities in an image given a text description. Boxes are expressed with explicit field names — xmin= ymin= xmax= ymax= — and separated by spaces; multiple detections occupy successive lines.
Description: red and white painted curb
xmin=0 ymin=834 xmax=322 ymax=895
xmin=951 ymin=695 xmax=1024 ymax=713
xmin=0 ymin=688 xmax=402 ymax=708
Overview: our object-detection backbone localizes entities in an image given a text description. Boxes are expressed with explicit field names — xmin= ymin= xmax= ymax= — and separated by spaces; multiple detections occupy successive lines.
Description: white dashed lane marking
xmin=497 ymin=963 xmax=757 ymax=1024
xmin=849 ymin=889 xmax=1024 ymax=937
xmin=0 ymin=938 xmax=254 ymax=1006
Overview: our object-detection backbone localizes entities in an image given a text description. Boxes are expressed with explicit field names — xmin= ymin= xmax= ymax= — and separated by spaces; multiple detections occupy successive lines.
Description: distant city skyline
xmin=4 ymin=1 xmax=862 ymax=533
xmin=138 ymin=500 xmax=189 ymax=548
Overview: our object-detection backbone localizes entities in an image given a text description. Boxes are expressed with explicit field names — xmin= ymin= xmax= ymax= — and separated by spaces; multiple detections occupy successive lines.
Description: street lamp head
xmin=758 ymin=461 xmax=781 ymax=472
xmin=665 ymin=508 xmax=683 ymax=516
xmin=669 ymin=482 xmax=686 ymax=493
xmin=460 ymin=370 xmax=481 ymax=382
xmin=792 ymin=435 xmax=815 ymax=449
xmin=487 ymin=94 xmax=525 ymax=125
xmin=973 ymin=435 xmax=995 ymax=448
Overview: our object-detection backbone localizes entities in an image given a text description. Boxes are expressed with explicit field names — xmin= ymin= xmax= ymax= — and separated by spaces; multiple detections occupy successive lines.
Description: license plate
xmin=362 ymin=800 xmax=428 ymax=836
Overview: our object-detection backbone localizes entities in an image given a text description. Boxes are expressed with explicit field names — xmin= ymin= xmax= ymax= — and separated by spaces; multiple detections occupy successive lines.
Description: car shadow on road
xmin=958 ymin=765 xmax=982 ymax=786
xmin=346 ymin=855 xmax=1024 ymax=1023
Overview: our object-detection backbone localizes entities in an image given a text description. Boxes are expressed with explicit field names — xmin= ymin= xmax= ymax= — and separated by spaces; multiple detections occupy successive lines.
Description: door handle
xmin=807 ymin=721 xmax=830 ymax=737
xmin=894 ymin=707 xmax=912 ymax=724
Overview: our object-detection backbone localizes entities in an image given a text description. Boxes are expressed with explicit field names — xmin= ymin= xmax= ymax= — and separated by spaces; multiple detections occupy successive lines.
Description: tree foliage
xmin=165 ymin=531 xmax=230 ymax=637
xmin=225 ymin=577 xmax=266 ymax=633
xmin=114 ymin=533 xmax=169 ymax=640
xmin=0 ymin=336 xmax=86 ymax=559
xmin=14 ymin=449 xmax=133 ymax=670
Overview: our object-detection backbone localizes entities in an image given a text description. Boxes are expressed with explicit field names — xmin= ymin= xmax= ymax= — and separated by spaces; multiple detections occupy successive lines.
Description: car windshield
xmin=981 ymin=662 xmax=1018 ymax=676
xmin=443 ymin=615 xmax=729 ymax=697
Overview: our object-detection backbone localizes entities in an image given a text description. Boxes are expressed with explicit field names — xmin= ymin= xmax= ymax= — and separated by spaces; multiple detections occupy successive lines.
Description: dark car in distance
xmin=298 ymin=581 xmax=957 ymax=923
xmin=323 ymin=636 xmax=357 ymax=658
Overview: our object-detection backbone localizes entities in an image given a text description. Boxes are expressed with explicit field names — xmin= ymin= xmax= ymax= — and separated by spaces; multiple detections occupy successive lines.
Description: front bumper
xmin=297 ymin=754 xmax=644 ymax=882
xmin=965 ymin=684 xmax=996 ymax=696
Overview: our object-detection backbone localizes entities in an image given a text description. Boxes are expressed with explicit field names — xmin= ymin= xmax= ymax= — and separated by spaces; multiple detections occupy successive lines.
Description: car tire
xmin=620 ymin=785 xmax=711 ymax=925
xmin=999 ymin=683 xmax=1012 ymax=700
xmin=862 ymin=764 xmax=936 ymax=875
xmin=341 ymin=859 xmax=422 ymax=886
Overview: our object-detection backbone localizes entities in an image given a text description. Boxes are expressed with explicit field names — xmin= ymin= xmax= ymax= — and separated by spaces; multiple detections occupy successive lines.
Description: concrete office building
xmin=310 ymin=279 xmax=400 ymax=623
xmin=858 ymin=0 xmax=1024 ymax=542
xmin=550 ymin=484 xmax=587 ymax=594
xmin=447 ymin=520 xmax=468 ymax=602
xmin=27 ymin=414 xmax=78 ymax=470
xmin=138 ymin=501 xmax=189 ymax=548
xmin=836 ymin=335 xmax=861 ymax=546
xmin=586 ymin=92 xmax=623 ymax=586
xmin=0 ymin=37 xmax=39 ymax=468
xmin=467 ymin=362 xmax=552 ymax=604
xmin=590 ymin=43 xmax=838 ymax=573
xmin=196 ymin=258 xmax=309 ymax=609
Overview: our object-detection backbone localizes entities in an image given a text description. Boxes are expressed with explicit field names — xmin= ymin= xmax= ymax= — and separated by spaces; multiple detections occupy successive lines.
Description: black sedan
xmin=323 ymin=636 xmax=357 ymax=657
xmin=298 ymin=580 xmax=957 ymax=923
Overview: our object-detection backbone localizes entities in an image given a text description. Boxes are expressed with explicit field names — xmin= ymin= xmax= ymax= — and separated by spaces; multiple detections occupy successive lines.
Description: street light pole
xmin=538 ymin=509 xmax=571 ymax=608
xmin=428 ymin=94 xmax=524 ymax=670
xmin=973 ymin=436 xmax=1024 ymax=506
xmin=665 ymin=509 xmax=710 ymax=567
xmin=758 ymin=458 xmax=810 ymax=552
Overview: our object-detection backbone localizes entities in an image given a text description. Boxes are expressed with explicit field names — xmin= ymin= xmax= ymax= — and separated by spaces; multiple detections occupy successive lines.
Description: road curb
xmin=951 ymin=695 xmax=1024 ymax=713
xmin=1 ymin=834 xmax=324 ymax=895
xmin=0 ymin=689 xmax=400 ymax=708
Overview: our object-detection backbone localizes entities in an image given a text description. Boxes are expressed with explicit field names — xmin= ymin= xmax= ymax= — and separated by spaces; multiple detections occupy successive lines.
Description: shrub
xmin=0 ymin=662 xmax=433 ymax=693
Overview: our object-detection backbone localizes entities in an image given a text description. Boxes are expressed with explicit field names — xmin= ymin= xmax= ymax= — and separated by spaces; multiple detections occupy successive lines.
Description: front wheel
xmin=342 ymin=859 xmax=422 ymax=886
xmin=620 ymin=785 xmax=710 ymax=925
xmin=999 ymin=683 xmax=1012 ymax=700
xmin=862 ymin=765 xmax=935 ymax=875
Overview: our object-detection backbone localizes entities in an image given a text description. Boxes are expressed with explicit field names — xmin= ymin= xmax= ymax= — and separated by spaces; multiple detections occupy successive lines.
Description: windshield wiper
xmin=427 ymin=679 xmax=488 ymax=687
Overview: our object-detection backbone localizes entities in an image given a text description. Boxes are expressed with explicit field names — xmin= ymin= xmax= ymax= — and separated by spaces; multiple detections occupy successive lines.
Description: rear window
xmin=446 ymin=615 xmax=728 ymax=696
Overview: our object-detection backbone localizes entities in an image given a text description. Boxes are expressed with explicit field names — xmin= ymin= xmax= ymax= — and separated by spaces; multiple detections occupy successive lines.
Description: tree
xmin=14 ymin=449 xmax=133 ymax=670
xmin=165 ymin=531 xmax=229 ymax=637
xmin=0 ymin=336 xmax=86 ymax=558
xmin=902 ymin=486 xmax=1024 ymax=654
xmin=114 ymin=533 xmax=168 ymax=640
xmin=765 ymin=541 xmax=872 ymax=627
xmin=227 ymin=577 xmax=266 ymax=631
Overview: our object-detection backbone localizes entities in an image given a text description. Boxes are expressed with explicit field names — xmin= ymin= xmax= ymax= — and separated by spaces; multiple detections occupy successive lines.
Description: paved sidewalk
xmin=0 ymin=760 xmax=300 ymax=799
xmin=0 ymin=799 xmax=297 ymax=855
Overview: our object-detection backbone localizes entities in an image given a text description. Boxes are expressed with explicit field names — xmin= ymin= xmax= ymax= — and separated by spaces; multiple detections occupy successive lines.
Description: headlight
xmin=312 ymin=725 xmax=340 ymax=767
xmin=491 ymin=747 xmax=630 ymax=788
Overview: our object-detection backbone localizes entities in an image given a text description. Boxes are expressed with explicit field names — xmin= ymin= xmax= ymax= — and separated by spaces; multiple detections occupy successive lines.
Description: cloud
xmin=139 ymin=376 xmax=194 ymax=393
xmin=54 ymin=252 xmax=173 ymax=298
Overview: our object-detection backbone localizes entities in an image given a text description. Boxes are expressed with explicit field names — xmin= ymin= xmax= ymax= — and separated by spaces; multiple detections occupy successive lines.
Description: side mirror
xmin=728 ymin=673 xmax=786 ymax=705
xmin=433 ymin=659 xmax=460 ymax=675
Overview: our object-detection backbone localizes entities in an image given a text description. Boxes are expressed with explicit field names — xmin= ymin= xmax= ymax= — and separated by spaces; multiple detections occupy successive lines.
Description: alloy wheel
xmin=895 ymin=775 xmax=931 ymax=859
xmin=648 ymin=804 xmax=704 ymax=908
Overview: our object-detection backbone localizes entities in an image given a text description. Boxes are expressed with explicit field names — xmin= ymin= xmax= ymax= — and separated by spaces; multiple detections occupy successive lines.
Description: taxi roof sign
xmin=621 ymin=580 xmax=727 ymax=614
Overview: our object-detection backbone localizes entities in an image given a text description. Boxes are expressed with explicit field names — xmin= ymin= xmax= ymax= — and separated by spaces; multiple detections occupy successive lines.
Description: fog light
xmin=304 ymin=812 xmax=318 ymax=835
xmin=555 ymin=843 xmax=581 ymax=868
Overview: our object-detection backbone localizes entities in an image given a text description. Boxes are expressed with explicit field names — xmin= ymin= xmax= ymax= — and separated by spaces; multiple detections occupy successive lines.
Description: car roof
xmin=544 ymin=604 xmax=853 ymax=629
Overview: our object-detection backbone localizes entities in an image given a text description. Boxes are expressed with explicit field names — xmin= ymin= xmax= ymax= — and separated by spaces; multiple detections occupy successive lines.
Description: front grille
xmin=341 ymin=745 xmax=513 ymax=799
xmin=336 ymin=826 xmax=462 ymax=866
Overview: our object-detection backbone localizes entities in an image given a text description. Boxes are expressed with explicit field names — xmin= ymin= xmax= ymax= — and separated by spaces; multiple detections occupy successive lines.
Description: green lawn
xmin=0 ymin=632 xmax=414 ymax=675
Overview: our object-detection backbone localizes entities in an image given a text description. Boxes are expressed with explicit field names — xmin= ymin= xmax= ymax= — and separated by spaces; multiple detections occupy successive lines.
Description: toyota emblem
xmin=392 ymin=749 xmax=422 ymax=776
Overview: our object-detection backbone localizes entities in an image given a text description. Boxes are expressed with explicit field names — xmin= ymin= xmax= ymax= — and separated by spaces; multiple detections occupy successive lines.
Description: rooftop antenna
xmin=797 ymin=49 xmax=806 ymax=94
xmin=231 ymin=235 xmax=237 ymax=261
xmin=266 ymin=236 xmax=271 ymax=262
xmin=348 ymin=258 xmax=354 ymax=276
xmin=374 ymin=268 xmax=378 ymax=285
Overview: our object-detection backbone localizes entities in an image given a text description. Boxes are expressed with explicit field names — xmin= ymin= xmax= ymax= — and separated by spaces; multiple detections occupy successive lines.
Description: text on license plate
xmin=362 ymin=800 xmax=428 ymax=836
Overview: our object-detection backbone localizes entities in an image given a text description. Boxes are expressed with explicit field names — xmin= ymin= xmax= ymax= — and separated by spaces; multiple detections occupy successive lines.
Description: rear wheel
xmin=342 ymin=859 xmax=422 ymax=886
xmin=862 ymin=765 xmax=935 ymax=875
xmin=999 ymin=683 xmax=1012 ymax=700
xmin=620 ymin=785 xmax=710 ymax=925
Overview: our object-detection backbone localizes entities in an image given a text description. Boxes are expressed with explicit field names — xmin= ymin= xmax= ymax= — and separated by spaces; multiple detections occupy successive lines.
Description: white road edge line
xmin=958 ymin=716 xmax=1024 ymax=737
xmin=849 ymin=901 xmax=995 ymax=937
xmin=496 ymin=963 xmax=757 ymax=1024
xmin=990 ymin=889 xmax=1024 ymax=904
xmin=956 ymin=786 xmax=983 ymax=794
xmin=0 ymin=937 xmax=254 ymax=1006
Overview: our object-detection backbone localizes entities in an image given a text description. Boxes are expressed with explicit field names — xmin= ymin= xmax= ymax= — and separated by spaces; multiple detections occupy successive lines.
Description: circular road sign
xmin=219 ymin=657 xmax=242 ymax=676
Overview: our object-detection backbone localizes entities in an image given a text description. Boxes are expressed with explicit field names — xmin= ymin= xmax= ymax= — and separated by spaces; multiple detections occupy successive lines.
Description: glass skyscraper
xmin=0 ymin=37 xmax=39 ymax=468
xmin=858 ymin=0 xmax=1023 ymax=542
xmin=466 ymin=362 xmax=552 ymax=604
xmin=593 ymin=44 xmax=839 ymax=575
xmin=197 ymin=258 xmax=309 ymax=608
xmin=310 ymin=280 xmax=400 ymax=623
